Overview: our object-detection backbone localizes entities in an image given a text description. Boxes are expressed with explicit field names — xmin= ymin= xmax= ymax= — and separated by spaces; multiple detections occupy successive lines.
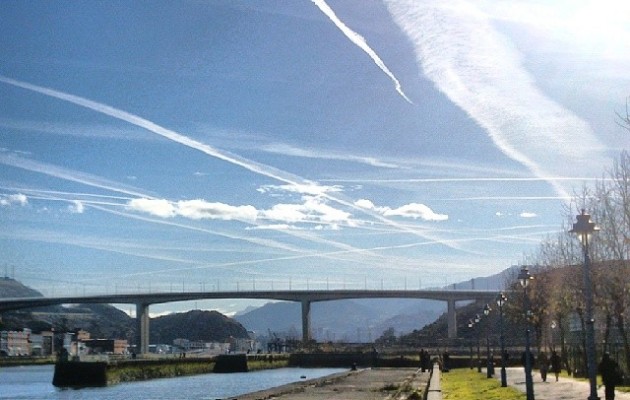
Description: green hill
xmin=151 ymin=309 xmax=249 ymax=343
xmin=1 ymin=279 xmax=249 ymax=345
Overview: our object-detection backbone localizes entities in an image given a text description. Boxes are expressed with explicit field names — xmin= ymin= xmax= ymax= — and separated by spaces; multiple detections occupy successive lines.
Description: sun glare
xmin=562 ymin=0 xmax=630 ymax=56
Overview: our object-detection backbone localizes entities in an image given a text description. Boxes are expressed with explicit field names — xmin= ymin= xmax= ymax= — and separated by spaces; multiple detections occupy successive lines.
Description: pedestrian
xmin=550 ymin=351 xmax=562 ymax=381
xmin=442 ymin=350 xmax=450 ymax=372
xmin=423 ymin=349 xmax=431 ymax=372
xmin=420 ymin=349 xmax=427 ymax=372
xmin=599 ymin=353 xmax=623 ymax=400
xmin=538 ymin=351 xmax=549 ymax=382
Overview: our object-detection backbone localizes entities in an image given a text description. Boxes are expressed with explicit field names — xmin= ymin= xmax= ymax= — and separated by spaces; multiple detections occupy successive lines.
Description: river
xmin=0 ymin=365 xmax=345 ymax=399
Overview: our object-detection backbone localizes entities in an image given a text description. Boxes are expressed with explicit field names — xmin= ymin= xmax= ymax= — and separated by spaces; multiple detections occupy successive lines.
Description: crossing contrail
xmin=311 ymin=0 xmax=413 ymax=104
xmin=0 ymin=76 xmax=307 ymax=190
xmin=0 ymin=75 xmax=467 ymax=252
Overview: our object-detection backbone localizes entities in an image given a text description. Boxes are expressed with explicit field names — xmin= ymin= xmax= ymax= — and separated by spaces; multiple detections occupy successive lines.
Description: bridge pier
xmin=301 ymin=299 xmax=311 ymax=343
xmin=136 ymin=303 xmax=150 ymax=355
xmin=447 ymin=299 xmax=457 ymax=339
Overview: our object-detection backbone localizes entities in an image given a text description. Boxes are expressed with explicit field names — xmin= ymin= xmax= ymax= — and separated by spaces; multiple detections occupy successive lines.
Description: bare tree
xmin=616 ymin=97 xmax=630 ymax=133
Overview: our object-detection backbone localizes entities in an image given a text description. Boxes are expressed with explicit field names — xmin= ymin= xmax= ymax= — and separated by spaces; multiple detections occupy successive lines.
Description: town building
xmin=0 ymin=329 xmax=31 ymax=356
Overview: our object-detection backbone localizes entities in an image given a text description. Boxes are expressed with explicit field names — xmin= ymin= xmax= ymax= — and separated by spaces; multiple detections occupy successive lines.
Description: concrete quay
xmin=233 ymin=367 xmax=433 ymax=400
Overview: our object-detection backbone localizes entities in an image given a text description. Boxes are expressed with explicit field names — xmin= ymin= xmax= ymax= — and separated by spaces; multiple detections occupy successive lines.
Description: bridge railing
xmin=36 ymin=278 xmax=492 ymax=298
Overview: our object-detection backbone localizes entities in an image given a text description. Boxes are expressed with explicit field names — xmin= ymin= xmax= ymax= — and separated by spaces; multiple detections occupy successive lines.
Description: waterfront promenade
xmin=503 ymin=366 xmax=630 ymax=399
xmin=236 ymin=368 xmax=431 ymax=400
xmin=234 ymin=365 xmax=630 ymax=400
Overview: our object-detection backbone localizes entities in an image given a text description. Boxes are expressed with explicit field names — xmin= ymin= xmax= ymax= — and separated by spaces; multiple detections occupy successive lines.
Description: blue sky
xmin=1 ymin=0 xmax=628 ymax=315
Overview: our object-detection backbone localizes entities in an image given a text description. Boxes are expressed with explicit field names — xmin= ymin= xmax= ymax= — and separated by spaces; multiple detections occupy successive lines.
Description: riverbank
xmin=53 ymin=354 xmax=292 ymax=386
xmin=0 ymin=364 xmax=348 ymax=400
xmin=234 ymin=367 xmax=430 ymax=400
xmin=0 ymin=356 xmax=55 ymax=367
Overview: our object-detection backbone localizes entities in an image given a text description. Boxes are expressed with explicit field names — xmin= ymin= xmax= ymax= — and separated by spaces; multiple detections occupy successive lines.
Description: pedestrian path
xmin=501 ymin=367 xmax=630 ymax=400
xmin=426 ymin=365 xmax=442 ymax=400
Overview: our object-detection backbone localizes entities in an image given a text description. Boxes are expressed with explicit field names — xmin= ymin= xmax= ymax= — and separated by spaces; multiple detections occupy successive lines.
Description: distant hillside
xmin=0 ymin=277 xmax=43 ymax=298
xmin=236 ymin=268 xmax=513 ymax=342
xmin=1 ymin=280 xmax=250 ymax=345
xmin=235 ymin=299 xmax=442 ymax=342
xmin=151 ymin=310 xmax=249 ymax=343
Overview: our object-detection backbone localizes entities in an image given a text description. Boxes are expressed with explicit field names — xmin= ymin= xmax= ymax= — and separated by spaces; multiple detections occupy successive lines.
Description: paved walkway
xmin=501 ymin=367 xmax=630 ymax=399
xmin=235 ymin=368 xmax=430 ymax=400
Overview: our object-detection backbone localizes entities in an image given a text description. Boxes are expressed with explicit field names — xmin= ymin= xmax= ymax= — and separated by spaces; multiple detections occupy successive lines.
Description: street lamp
xmin=550 ymin=320 xmax=557 ymax=352
xmin=496 ymin=292 xmax=508 ymax=387
xmin=570 ymin=209 xmax=600 ymax=400
xmin=518 ymin=266 xmax=535 ymax=400
xmin=483 ymin=303 xmax=493 ymax=378
xmin=475 ymin=313 xmax=482 ymax=373
xmin=468 ymin=319 xmax=475 ymax=369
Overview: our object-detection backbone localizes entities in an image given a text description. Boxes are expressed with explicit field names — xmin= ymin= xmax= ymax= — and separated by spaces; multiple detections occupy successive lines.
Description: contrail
xmin=384 ymin=0 xmax=609 ymax=199
xmin=0 ymin=152 xmax=150 ymax=199
xmin=0 ymin=76 xmax=307 ymax=190
xmin=0 ymin=75 xmax=465 ymax=251
xmin=311 ymin=0 xmax=413 ymax=104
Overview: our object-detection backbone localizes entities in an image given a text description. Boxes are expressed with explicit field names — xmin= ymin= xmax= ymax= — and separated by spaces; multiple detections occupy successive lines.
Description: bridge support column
xmin=301 ymin=300 xmax=311 ymax=343
xmin=136 ymin=303 xmax=150 ymax=355
xmin=447 ymin=299 xmax=457 ymax=339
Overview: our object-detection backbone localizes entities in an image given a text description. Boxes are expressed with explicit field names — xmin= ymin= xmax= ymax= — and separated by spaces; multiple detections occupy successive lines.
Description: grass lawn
xmin=441 ymin=368 xmax=525 ymax=400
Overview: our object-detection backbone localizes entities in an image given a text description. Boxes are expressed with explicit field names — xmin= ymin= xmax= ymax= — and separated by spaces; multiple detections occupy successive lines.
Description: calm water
xmin=0 ymin=365 xmax=345 ymax=399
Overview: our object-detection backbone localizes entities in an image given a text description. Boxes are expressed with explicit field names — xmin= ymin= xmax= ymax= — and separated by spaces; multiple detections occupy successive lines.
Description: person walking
xmin=538 ymin=351 xmax=549 ymax=382
xmin=442 ymin=350 xmax=450 ymax=372
xmin=420 ymin=349 xmax=427 ymax=372
xmin=550 ymin=350 xmax=562 ymax=382
xmin=599 ymin=353 xmax=623 ymax=400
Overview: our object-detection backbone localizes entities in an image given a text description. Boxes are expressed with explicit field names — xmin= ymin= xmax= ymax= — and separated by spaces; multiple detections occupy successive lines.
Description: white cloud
xmin=0 ymin=193 xmax=28 ymax=206
xmin=260 ymin=196 xmax=352 ymax=226
xmin=127 ymin=198 xmax=257 ymax=222
xmin=384 ymin=203 xmax=448 ymax=221
xmin=355 ymin=199 xmax=448 ymax=221
xmin=127 ymin=198 xmax=176 ymax=218
xmin=176 ymin=200 xmax=257 ymax=222
xmin=127 ymin=195 xmax=353 ymax=228
xmin=520 ymin=212 xmax=537 ymax=218
xmin=354 ymin=199 xmax=377 ymax=210
xmin=303 ymin=196 xmax=353 ymax=224
xmin=68 ymin=200 xmax=85 ymax=214
xmin=262 ymin=203 xmax=307 ymax=223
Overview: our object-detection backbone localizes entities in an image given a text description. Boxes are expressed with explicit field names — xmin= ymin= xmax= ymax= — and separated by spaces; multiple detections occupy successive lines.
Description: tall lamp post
xmin=468 ymin=319 xmax=475 ymax=369
xmin=570 ymin=209 xmax=600 ymax=400
xmin=475 ymin=313 xmax=482 ymax=372
xmin=519 ymin=266 xmax=535 ymax=400
xmin=496 ymin=292 xmax=508 ymax=387
xmin=550 ymin=320 xmax=557 ymax=352
xmin=483 ymin=303 xmax=493 ymax=378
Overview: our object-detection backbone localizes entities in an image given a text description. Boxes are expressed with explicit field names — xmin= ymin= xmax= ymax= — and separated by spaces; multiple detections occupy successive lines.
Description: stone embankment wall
xmin=52 ymin=354 xmax=291 ymax=387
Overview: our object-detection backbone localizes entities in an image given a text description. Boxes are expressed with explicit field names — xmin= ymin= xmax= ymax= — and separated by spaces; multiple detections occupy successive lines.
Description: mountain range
xmin=234 ymin=268 xmax=512 ymax=342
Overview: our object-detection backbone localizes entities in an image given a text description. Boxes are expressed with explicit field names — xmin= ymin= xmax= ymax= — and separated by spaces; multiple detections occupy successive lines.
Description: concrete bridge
xmin=0 ymin=289 xmax=499 ymax=354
